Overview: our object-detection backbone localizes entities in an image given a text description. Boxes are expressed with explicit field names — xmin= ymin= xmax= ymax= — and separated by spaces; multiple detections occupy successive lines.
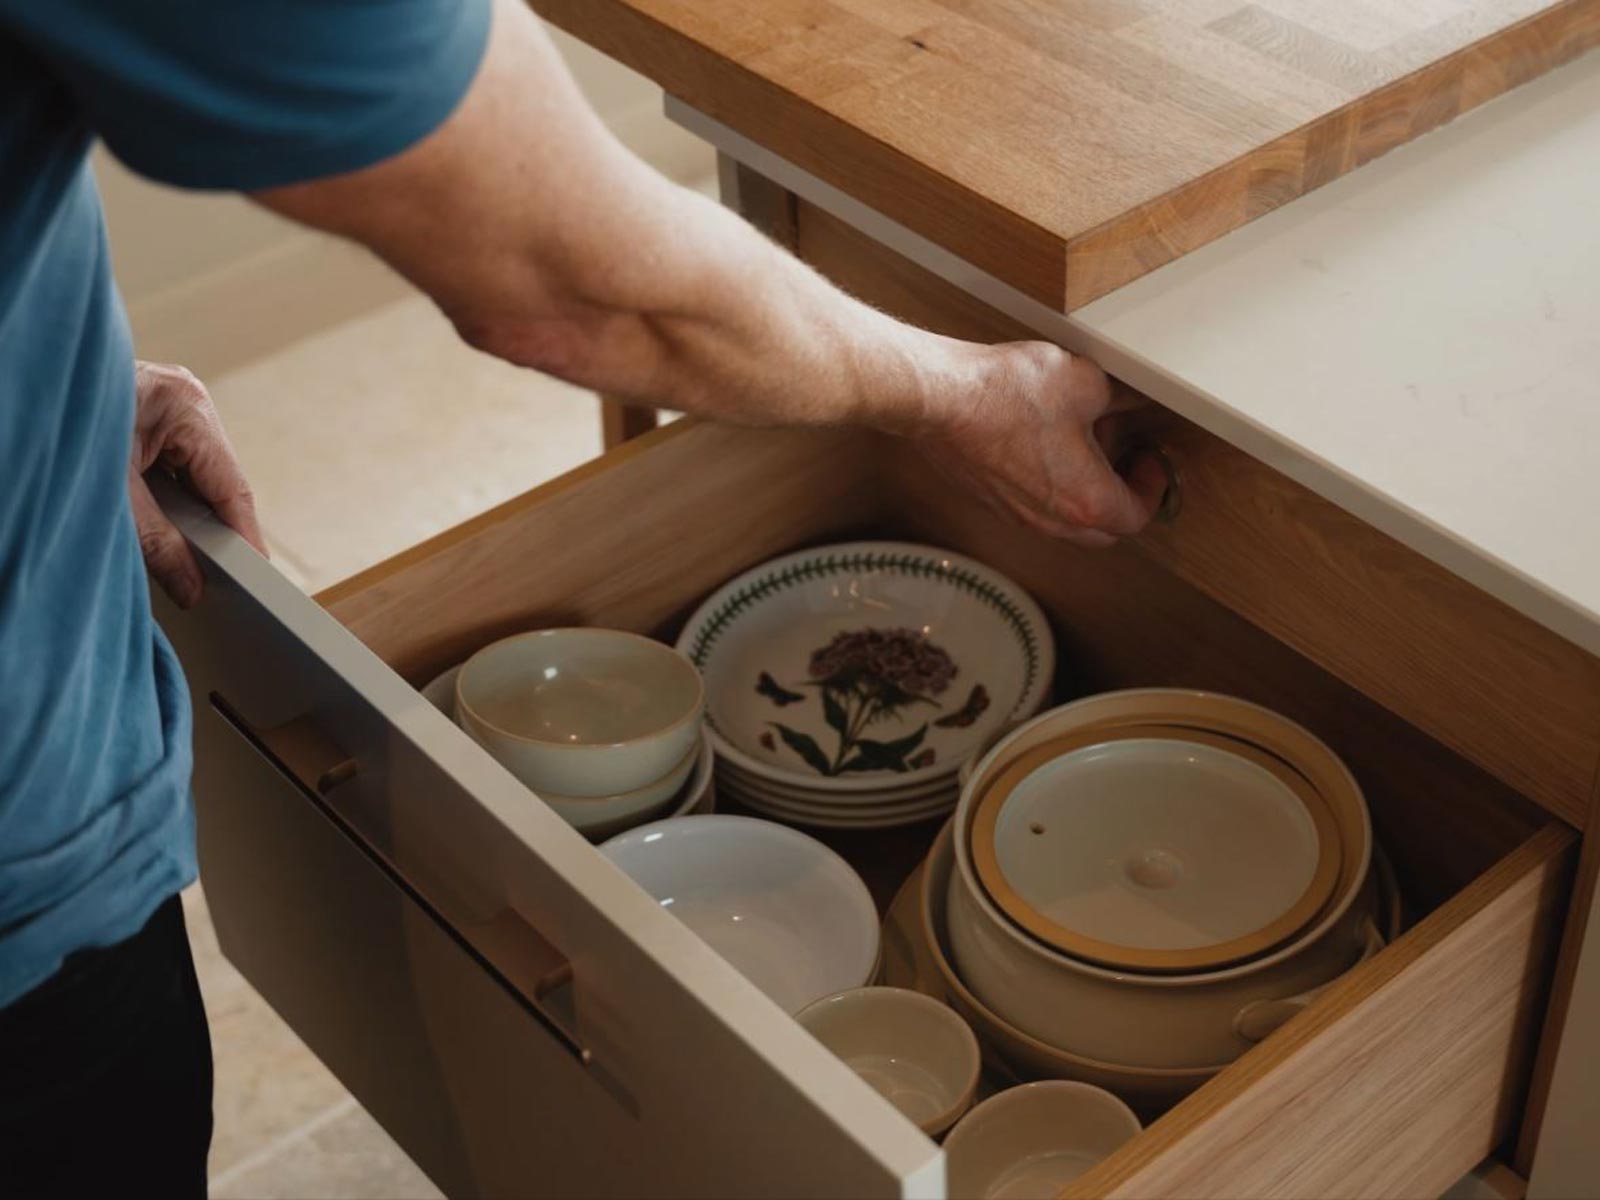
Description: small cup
xmin=456 ymin=628 xmax=703 ymax=797
xmin=796 ymin=987 xmax=980 ymax=1137
xmin=943 ymin=1081 xmax=1141 ymax=1199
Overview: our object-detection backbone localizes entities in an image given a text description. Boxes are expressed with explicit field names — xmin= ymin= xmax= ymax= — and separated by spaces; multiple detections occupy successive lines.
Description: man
xmin=0 ymin=0 xmax=1163 ymax=1192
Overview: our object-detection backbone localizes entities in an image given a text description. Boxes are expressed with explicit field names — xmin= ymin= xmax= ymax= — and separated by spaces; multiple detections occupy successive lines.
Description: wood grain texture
xmin=719 ymin=155 xmax=800 ymax=249
xmin=533 ymin=0 xmax=1600 ymax=309
xmin=886 ymin=451 xmax=1546 ymax=913
xmin=794 ymin=198 xmax=1600 ymax=827
xmin=327 ymin=417 xmax=1545 ymax=913
xmin=1513 ymin=779 xmax=1600 ymax=1175
xmin=1061 ymin=824 xmax=1575 ymax=1200
xmin=319 ymin=422 xmax=884 ymax=682
xmin=599 ymin=397 xmax=658 ymax=449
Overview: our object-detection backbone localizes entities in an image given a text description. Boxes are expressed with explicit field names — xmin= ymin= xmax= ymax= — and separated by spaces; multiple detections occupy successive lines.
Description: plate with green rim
xmin=676 ymin=541 xmax=1053 ymax=795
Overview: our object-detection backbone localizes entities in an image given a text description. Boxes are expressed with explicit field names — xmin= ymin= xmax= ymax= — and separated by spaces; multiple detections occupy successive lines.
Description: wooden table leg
xmin=600 ymin=398 xmax=658 ymax=450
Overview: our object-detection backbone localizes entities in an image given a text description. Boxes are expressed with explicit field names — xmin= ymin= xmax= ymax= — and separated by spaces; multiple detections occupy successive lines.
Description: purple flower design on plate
xmin=759 ymin=627 xmax=968 ymax=776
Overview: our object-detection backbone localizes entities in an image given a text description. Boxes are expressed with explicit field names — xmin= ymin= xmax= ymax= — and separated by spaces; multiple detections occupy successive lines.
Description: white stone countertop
xmin=1073 ymin=51 xmax=1600 ymax=657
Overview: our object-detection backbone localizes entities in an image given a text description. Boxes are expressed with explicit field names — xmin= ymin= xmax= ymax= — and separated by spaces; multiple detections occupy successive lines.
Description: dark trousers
xmin=0 ymin=894 xmax=213 ymax=1197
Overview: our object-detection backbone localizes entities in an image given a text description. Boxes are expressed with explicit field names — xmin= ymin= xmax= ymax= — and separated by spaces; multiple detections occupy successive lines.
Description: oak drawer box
xmin=156 ymin=416 xmax=1576 ymax=1199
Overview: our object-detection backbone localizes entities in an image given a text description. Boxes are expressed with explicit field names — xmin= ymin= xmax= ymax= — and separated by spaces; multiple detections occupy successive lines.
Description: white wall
xmin=99 ymin=24 xmax=713 ymax=379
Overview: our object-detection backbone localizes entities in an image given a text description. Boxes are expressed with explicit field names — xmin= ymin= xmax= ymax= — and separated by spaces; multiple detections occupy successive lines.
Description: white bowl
xmin=796 ymin=987 xmax=980 ymax=1137
xmin=423 ymin=664 xmax=715 ymax=839
xmin=600 ymin=815 xmax=879 ymax=1012
xmin=676 ymin=542 xmax=1052 ymax=793
xmin=948 ymin=691 xmax=1378 ymax=1068
xmin=573 ymin=729 xmax=716 ymax=841
xmin=943 ymin=1081 xmax=1141 ymax=1199
xmin=542 ymin=735 xmax=699 ymax=836
xmin=456 ymin=628 xmax=703 ymax=797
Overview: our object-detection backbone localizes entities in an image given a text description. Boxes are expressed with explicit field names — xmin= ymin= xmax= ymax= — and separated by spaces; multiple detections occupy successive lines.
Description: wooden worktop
xmin=535 ymin=0 xmax=1600 ymax=310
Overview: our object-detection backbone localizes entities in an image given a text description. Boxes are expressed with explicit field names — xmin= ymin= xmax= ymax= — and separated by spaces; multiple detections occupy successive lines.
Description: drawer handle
xmin=208 ymin=692 xmax=594 ymax=1069
xmin=1233 ymin=920 xmax=1386 ymax=1042
xmin=1118 ymin=443 xmax=1182 ymax=523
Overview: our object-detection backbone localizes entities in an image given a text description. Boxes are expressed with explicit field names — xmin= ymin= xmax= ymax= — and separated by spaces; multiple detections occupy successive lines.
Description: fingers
xmin=129 ymin=470 xmax=204 ymax=609
xmin=135 ymin=362 xmax=269 ymax=557
xmin=1105 ymin=378 xmax=1148 ymax=415
xmin=1061 ymin=449 xmax=1167 ymax=537
xmin=175 ymin=432 xmax=268 ymax=558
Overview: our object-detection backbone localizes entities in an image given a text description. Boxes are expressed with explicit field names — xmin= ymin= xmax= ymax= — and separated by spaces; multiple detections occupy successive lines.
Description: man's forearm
xmin=261 ymin=0 xmax=988 ymax=437
xmin=450 ymin=169 xmax=999 ymax=435
xmin=256 ymin=0 xmax=1161 ymax=543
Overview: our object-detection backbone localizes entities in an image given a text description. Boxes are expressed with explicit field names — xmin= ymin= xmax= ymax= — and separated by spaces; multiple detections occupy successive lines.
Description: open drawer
xmin=155 ymin=420 xmax=1575 ymax=1199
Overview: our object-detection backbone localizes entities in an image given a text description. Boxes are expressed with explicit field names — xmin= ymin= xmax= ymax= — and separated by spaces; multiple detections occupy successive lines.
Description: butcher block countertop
xmin=536 ymin=0 xmax=1600 ymax=309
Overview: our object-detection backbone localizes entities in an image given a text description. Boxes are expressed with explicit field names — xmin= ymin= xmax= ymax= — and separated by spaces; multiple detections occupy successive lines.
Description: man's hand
xmin=913 ymin=343 xmax=1169 ymax=549
xmin=128 ymin=361 xmax=266 ymax=608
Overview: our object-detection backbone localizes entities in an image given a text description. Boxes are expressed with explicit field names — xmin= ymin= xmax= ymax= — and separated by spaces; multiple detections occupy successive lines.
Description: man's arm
xmin=256 ymin=0 xmax=1163 ymax=545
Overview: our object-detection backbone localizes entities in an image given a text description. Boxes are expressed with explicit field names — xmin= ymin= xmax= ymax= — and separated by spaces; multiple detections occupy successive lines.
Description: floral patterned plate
xmin=718 ymin=779 xmax=958 ymax=826
xmin=716 ymin=772 xmax=958 ymax=830
xmin=715 ymin=753 xmax=959 ymax=803
xmin=676 ymin=542 xmax=1053 ymax=793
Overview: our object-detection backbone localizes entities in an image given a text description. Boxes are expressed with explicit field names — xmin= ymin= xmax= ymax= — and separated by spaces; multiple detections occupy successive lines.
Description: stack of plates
xmin=675 ymin=541 xmax=1054 ymax=829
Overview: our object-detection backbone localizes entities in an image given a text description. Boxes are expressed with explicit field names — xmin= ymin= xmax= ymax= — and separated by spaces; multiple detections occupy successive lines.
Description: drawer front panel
xmin=153 ymin=483 xmax=938 ymax=1200
xmin=792 ymin=200 xmax=1600 ymax=827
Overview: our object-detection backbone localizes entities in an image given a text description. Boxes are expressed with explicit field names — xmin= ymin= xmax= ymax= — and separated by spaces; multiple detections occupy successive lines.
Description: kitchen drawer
xmin=791 ymin=200 xmax=1600 ymax=831
xmin=159 ymin=420 xmax=1575 ymax=1199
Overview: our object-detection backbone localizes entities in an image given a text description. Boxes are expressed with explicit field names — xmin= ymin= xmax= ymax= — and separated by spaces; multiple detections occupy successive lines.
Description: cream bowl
xmin=943 ymin=1081 xmax=1141 ymax=1200
xmin=948 ymin=691 xmax=1379 ymax=1068
xmin=546 ymin=731 xmax=703 ymax=839
xmin=796 ymin=987 xmax=980 ymax=1137
xmin=600 ymin=815 xmax=879 ymax=1013
xmin=456 ymin=628 xmax=703 ymax=798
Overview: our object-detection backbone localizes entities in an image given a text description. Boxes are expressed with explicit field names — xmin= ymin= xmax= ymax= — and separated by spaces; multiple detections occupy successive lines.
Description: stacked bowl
xmin=424 ymin=628 xmax=715 ymax=840
xmin=921 ymin=689 xmax=1391 ymax=1100
xmin=675 ymin=542 xmax=1054 ymax=829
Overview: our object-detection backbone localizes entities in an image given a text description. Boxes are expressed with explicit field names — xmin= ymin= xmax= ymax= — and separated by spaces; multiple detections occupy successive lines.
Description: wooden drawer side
xmin=1065 ymin=824 xmax=1576 ymax=1200
xmin=320 ymin=422 xmax=886 ymax=681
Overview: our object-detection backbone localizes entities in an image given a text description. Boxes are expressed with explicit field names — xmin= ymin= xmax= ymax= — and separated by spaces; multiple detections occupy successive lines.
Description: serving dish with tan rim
xmin=967 ymin=723 xmax=1343 ymax=974
xmin=880 ymin=822 xmax=1408 ymax=1118
xmin=153 ymin=413 xmax=1580 ymax=1199
xmin=947 ymin=693 xmax=1379 ymax=1065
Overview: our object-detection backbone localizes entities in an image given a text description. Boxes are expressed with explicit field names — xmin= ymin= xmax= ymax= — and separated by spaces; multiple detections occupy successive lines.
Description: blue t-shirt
xmin=0 ymin=0 xmax=490 ymax=1008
